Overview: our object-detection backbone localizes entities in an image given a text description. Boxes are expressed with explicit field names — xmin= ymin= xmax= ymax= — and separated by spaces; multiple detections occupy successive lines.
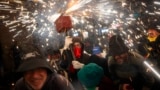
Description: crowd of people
xmin=1 ymin=26 xmax=160 ymax=90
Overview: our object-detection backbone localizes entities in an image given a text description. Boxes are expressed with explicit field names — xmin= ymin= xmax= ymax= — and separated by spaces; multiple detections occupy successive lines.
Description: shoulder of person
xmin=50 ymin=73 xmax=69 ymax=85
xmin=49 ymin=73 xmax=74 ymax=90
xmin=15 ymin=78 xmax=30 ymax=90
xmin=129 ymin=51 xmax=146 ymax=66
xmin=130 ymin=51 xmax=144 ymax=59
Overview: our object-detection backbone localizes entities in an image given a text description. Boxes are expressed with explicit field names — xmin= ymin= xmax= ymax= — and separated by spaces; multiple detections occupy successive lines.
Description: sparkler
xmin=144 ymin=61 xmax=160 ymax=79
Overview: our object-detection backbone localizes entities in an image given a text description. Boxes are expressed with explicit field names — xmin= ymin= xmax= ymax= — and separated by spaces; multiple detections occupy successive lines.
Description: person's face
xmin=114 ymin=53 xmax=128 ymax=64
xmin=24 ymin=68 xmax=48 ymax=90
xmin=73 ymin=42 xmax=81 ymax=48
xmin=52 ymin=53 xmax=60 ymax=61
xmin=148 ymin=29 xmax=159 ymax=38
xmin=73 ymin=42 xmax=82 ymax=58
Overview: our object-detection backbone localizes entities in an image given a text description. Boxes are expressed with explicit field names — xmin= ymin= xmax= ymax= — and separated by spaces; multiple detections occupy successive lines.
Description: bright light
xmin=144 ymin=61 xmax=160 ymax=79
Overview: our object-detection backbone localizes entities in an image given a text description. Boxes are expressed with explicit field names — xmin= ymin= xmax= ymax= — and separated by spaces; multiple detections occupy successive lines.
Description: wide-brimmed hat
xmin=17 ymin=51 xmax=54 ymax=73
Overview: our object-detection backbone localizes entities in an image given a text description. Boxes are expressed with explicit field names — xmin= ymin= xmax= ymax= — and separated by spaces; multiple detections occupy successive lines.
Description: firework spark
xmin=0 ymin=0 xmax=160 ymax=52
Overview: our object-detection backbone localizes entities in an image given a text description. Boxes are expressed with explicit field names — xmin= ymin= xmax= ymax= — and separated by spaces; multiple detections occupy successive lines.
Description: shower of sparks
xmin=0 ymin=0 xmax=160 ymax=53
xmin=65 ymin=0 xmax=92 ymax=14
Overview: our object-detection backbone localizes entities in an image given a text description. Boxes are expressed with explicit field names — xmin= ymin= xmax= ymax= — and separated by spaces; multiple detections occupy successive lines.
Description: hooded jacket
xmin=108 ymin=35 xmax=154 ymax=89
xmin=60 ymin=36 xmax=90 ymax=71
xmin=15 ymin=51 xmax=74 ymax=90
xmin=15 ymin=73 xmax=74 ymax=90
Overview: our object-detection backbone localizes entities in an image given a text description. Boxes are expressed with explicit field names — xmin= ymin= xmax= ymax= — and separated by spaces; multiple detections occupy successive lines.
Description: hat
xmin=17 ymin=51 xmax=54 ymax=73
xmin=92 ymin=46 xmax=101 ymax=55
xmin=77 ymin=63 xmax=104 ymax=88
xmin=146 ymin=24 xmax=160 ymax=33
xmin=109 ymin=35 xmax=129 ymax=56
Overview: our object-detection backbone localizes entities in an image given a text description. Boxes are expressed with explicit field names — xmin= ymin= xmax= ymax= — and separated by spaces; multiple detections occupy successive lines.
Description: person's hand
xmin=63 ymin=36 xmax=72 ymax=49
xmin=148 ymin=47 xmax=152 ymax=51
xmin=72 ymin=60 xmax=84 ymax=69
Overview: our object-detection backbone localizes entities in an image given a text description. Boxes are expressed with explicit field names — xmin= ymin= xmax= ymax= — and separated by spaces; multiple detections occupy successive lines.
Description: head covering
xmin=92 ymin=46 xmax=101 ymax=55
xmin=109 ymin=35 xmax=129 ymax=56
xmin=147 ymin=24 xmax=160 ymax=33
xmin=77 ymin=63 xmax=104 ymax=88
xmin=17 ymin=51 xmax=54 ymax=73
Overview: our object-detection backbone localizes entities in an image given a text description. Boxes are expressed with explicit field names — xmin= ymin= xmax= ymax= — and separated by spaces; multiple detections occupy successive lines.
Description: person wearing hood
xmin=60 ymin=36 xmax=90 ymax=90
xmin=108 ymin=35 xmax=155 ymax=90
xmin=15 ymin=50 xmax=74 ymax=90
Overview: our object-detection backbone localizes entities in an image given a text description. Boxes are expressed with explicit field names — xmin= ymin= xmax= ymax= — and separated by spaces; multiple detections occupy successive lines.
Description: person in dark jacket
xmin=108 ymin=35 xmax=155 ymax=90
xmin=15 ymin=51 xmax=74 ymax=90
xmin=146 ymin=27 xmax=160 ymax=90
xmin=60 ymin=36 xmax=90 ymax=90
xmin=146 ymin=27 xmax=160 ymax=67
xmin=87 ymin=46 xmax=110 ymax=77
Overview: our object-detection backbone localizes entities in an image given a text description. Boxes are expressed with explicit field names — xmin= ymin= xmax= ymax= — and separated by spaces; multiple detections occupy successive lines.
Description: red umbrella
xmin=54 ymin=15 xmax=72 ymax=33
